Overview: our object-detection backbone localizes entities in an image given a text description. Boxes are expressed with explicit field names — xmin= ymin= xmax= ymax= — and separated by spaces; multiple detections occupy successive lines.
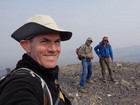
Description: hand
xmin=98 ymin=55 xmax=102 ymax=58
xmin=85 ymin=55 xmax=93 ymax=59
xmin=89 ymin=56 xmax=93 ymax=59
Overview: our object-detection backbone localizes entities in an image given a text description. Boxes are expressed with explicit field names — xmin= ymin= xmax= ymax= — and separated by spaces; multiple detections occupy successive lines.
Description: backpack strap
xmin=54 ymin=91 xmax=61 ymax=105
xmin=15 ymin=68 xmax=53 ymax=105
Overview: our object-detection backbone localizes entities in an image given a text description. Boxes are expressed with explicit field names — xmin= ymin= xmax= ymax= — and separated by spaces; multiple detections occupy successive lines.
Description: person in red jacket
xmin=0 ymin=14 xmax=72 ymax=105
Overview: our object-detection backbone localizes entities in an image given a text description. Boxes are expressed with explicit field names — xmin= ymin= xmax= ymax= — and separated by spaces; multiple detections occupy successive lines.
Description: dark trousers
xmin=99 ymin=58 xmax=113 ymax=80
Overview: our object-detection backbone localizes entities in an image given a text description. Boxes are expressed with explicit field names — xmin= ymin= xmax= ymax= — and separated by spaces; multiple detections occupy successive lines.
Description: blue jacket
xmin=94 ymin=43 xmax=113 ymax=60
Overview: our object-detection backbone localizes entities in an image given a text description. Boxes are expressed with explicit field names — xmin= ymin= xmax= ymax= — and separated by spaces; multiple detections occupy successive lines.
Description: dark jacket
xmin=0 ymin=54 xmax=71 ymax=105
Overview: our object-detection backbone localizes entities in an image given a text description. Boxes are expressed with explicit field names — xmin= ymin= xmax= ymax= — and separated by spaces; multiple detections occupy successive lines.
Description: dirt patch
xmin=59 ymin=62 xmax=140 ymax=105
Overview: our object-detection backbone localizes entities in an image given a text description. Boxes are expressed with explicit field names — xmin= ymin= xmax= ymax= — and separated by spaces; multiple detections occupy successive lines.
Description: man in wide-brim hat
xmin=0 ymin=14 xmax=72 ymax=105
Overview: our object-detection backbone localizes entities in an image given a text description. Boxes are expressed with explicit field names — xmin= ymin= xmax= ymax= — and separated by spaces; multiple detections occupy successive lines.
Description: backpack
xmin=76 ymin=47 xmax=81 ymax=60
xmin=76 ymin=45 xmax=85 ymax=60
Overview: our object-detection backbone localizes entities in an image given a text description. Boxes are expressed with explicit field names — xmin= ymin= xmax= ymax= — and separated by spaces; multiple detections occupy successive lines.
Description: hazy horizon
xmin=1 ymin=45 xmax=140 ymax=70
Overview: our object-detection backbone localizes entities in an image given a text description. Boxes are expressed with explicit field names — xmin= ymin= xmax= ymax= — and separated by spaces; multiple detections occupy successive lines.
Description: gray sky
xmin=0 ymin=0 xmax=140 ymax=69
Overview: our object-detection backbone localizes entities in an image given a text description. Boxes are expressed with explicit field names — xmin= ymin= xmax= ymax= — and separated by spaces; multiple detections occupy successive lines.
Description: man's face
xmin=87 ymin=40 xmax=92 ymax=46
xmin=21 ymin=33 xmax=61 ymax=69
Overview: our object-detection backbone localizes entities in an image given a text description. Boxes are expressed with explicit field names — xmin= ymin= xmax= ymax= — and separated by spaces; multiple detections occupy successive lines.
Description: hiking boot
xmin=102 ymin=79 xmax=107 ymax=83
xmin=86 ymin=80 xmax=93 ymax=84
xmin=111 ymin=78 xmax=116 ymax=82
xmin=79 ymin=87 xmax=89 ymax=93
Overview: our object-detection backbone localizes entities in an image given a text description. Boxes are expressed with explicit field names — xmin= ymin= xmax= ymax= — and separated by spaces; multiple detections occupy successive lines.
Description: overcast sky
xmin=0 ymin=0 xmax=140 ymax=69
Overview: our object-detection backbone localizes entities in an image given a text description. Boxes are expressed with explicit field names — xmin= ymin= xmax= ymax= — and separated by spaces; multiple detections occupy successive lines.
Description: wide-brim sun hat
xmin=11 ymin=15 xmax=72 ymax=42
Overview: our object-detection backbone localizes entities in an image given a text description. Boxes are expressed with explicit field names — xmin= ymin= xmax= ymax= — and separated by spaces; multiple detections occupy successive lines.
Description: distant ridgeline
xmin=113 ymin=45 xmax=140 ymax=62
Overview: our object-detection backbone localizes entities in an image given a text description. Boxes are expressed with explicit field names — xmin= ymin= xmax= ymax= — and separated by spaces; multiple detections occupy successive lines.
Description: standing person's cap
xmin=102 ymin=36 xmax=109 ymax=42
xmin=87 ymin=37 xmax=93 ymax=42
xmin=11 ymin=15 xmax=72 ymax=42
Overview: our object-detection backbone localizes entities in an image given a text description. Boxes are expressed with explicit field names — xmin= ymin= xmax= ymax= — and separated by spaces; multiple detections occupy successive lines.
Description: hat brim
xmin=11 ymin=22 xmax=72 ymax=42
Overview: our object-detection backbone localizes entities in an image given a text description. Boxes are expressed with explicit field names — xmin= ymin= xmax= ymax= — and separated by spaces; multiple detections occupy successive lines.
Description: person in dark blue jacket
xmin=94 ymin=36 xmax=116 ymax=83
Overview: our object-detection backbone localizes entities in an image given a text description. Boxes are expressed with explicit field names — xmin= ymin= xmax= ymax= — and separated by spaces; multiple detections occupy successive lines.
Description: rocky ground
xmin=59 ymin=62 xmax=140 ymax=105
